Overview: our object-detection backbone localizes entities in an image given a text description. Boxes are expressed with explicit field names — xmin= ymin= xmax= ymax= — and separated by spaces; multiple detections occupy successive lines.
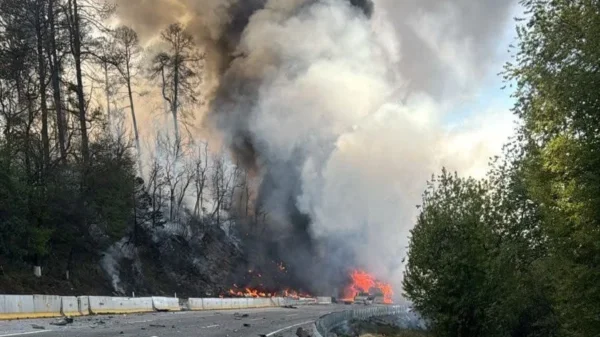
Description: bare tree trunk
xmin=48 ymin=0 xmax=67 ymax=162
xmin=171 ymin=52 xmax=180 ymax=147
xmin=126 ymin=64 xmax=142 ymax=176
xmin=170 ymin=186 xmax=175 ymax=222
xmin=35 ymin=0 xmax=50 ymax=171
xmin=104 ymin=62 xmax=111 ymax=127
xmin=69 ymin=0 xmax=89 ymax=165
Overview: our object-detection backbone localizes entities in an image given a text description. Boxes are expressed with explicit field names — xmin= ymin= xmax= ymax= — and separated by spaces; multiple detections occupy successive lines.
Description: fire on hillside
xmin=221 ymin=268 xmax=393 ymax=304
xmin=223 ymin=286 xmax=312 ymax=299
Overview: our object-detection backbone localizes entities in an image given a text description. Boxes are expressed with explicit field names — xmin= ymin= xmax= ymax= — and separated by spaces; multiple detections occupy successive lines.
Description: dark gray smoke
xmin=209 ymin=0 xmax=382 ymax=295
xmin=115 ymin=0 xmax=518 ymax=297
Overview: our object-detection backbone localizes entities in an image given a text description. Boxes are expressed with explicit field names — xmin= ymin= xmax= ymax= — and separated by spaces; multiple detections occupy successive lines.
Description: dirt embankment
xmin=0 ymin=225 xmax=245 ymax=297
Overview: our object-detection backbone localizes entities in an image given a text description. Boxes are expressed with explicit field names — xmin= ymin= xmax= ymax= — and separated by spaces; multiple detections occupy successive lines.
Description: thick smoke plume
xmin=115 ymin=0 xmax=516 ymax=297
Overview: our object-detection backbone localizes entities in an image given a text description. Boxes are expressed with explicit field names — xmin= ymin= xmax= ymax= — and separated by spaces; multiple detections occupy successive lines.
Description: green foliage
xmin=504 ymin=1 xmax=600 ymax=336
xmin=87 ymin=133 xmax=137 ymax=241
xmin=407 ymin=2 xmax=600 ymax=337
xmin=403 ymin=169 xmax=492 ymax=337
xmin=404 ymin=161 xmax=558 ymax=337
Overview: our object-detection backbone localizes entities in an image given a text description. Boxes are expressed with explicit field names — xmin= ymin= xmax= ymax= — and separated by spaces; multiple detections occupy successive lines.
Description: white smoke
xmin=113 ymin=0 xmax=518 ymax=296
xmin=213 ymin=0 xmax=440 ymax=292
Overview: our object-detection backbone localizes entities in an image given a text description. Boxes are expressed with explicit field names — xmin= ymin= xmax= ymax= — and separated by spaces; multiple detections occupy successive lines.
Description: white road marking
xmin=266 ymin=321 xmax=314 ymax=336
xmin=128 ymin=319 xmax=152 ymax=324
xmin=202 ymin=324 xmax=220 ymax=329
xmin=285 ymin=313 xmax=299 ymax=317
xmin=0 ymin=331 xmax=52 ymax=337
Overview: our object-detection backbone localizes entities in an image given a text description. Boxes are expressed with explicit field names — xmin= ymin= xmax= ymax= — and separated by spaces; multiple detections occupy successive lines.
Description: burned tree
xmin=149 ymin=23 xmax=203 ymax=148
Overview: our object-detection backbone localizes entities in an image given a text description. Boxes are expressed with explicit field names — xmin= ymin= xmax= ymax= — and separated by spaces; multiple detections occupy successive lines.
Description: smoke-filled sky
xmin=113 ymin=0 xmax=519 ymax=297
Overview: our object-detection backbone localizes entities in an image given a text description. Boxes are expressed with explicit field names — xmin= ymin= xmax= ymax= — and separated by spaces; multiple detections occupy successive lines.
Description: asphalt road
xmin=0 ymin=305 xmax=347 ymax=337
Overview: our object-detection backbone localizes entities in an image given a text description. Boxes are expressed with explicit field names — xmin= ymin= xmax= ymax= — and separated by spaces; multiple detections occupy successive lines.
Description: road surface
xmin=0 ymin=305 xmax=347 ymax=337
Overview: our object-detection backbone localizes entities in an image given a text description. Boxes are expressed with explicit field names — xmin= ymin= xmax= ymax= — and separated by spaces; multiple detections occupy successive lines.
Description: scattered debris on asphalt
xmin=50 ymin=316 xmax=74 ymax=326
xmin=283 ymin=305 xmax=298 ymax=309
xmin=149 ymin=324 xmax=166 ymax=328
xmin=31 ymin=324 xmax=45 ymax=330
xmin=243 ymin=323 xmax=251 ymax=327
xmin=234 ymin=312 xmax=250 ymax=319
xmin=296 ymin=327 xmax=312 ymax=337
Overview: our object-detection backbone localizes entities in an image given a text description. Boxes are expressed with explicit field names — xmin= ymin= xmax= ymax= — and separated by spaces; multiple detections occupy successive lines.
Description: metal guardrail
xmin=313 ymin=305 xmax=423 ymax=337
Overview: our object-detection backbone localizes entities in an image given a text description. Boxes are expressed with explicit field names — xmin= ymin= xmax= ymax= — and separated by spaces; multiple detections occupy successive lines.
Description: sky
xmin=425 ymin=1 xmax=521 ymax=178
xmin=442 ymin=30 xmax=519 ymax=178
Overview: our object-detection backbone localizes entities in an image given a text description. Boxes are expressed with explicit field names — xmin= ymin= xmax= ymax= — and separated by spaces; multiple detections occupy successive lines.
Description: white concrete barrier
xmin=0 ymin=295 xmax=63 ymax=319
xmin=221 ymin=298 xmax=236 ymax=309
xmin=201 ymin=298 xmax=223 ymax=310
xmin=248 ymin=298 xmax=271 ymax=308
xmin=1 ymin=293 xmax=325 ymax=320
xmin=298 ymin=297 xmax=318 ymax=305
xmin=152 ymin=297 xmax=180 ymax=311
xmin=187 ymin=298 xmax=204 ymax=310
xmin=61 ymin=296 xmax=80 ymax=317
xmin=78 ymin=296 xmax=90 ymax=316
xmin=33 ymin=295 xmax=62 ymax=318
xmin=234 ymin=298 xmax=248 ymax=309
xmin=270 ymin=297 xmax=284 ymax=307
xmin=317 ymin=297 xmax=333 ymax=304
xmin=0 ymin=295 xmax=35 ymax=320
xmin=88 ymin=296 xmax=153 ymax=314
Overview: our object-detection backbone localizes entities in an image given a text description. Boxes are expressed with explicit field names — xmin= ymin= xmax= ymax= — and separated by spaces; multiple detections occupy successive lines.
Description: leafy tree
xmin=404 ymin=169 xmax=494 ymax=337
xmin=404 ymin=155 xmax=558 ymax=337
xmin=505 ymin=1 xmax=600 ymax=335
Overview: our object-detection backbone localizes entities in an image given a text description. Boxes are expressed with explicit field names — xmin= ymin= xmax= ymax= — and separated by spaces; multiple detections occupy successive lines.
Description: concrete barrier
xmin=0 ymin=294 xmax=63 ymax=320
xmin=187 ymin=298 xmax=204 ymax=310
xmin=248 ymin=298 xmax=271 ymax=308
xmin=201 ymin=298 xmax=223 ymax=310
xmin=0 ymin=295 xmax=35 ymax=320
xmin=33 ymin=295 xmax=62 ymax=318
xmin=317 ymin=297 xmax=333 ymax=304
xmin=61 ymin=296 xmax=80 ymax=317
xmin=270 ymin=297 xmax=284 ymax=307
xmin=1 ymin=293 xmax=327 ymax=320
xmin=88 ymin=296 xmax=153 ymax=315
xmin=221 ymin=298 xmax=236 ymax=309
xmin=78 ymin=296 xmax=90 ymax=316
xmin=234 ymin=298 xmax=248 ymax=309
xmin=152 ymin=297 xmax=180 ymax=311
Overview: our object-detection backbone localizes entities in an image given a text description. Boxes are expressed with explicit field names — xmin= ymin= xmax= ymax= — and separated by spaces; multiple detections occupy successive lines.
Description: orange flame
xmin=342 ymin=270 xmax=394 ymax=304
xmin=224 ymin=287 xmax=311 ymax=299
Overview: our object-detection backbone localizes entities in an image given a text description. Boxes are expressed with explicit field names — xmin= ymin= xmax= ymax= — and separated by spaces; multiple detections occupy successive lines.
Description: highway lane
xmin=0 ymin=304 xmax=347 ymax=337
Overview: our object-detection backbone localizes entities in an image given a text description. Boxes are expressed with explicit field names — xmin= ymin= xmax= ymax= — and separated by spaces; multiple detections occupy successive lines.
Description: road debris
xmin=50 ymin=316 xmax=74 ymax=326
xmin=234 ymin=312 xmax=250 ymax=319
xmin=31 ymin=324 xmax=45 ymax=330
xmin=296 ymin=327 xmax=312 ymax=337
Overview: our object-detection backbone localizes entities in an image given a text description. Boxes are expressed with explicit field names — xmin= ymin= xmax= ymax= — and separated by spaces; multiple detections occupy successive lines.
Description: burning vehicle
xmin=337 ymin=270 xmax=394 ymax=305
xmin=353 ymin=292 xmax=373 ymax=305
